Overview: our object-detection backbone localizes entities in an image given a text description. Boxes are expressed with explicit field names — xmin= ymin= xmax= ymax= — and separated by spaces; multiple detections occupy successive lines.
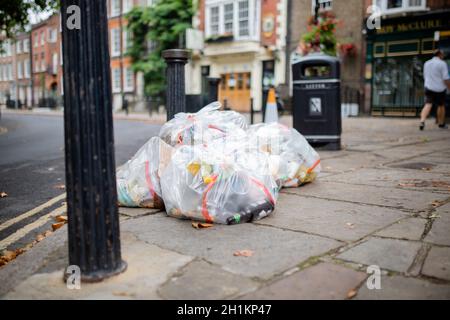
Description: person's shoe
xmin=438 ymin=124 xmax=448 ymax=129
xmin=419 ymin=122 xmax=425 ymax=131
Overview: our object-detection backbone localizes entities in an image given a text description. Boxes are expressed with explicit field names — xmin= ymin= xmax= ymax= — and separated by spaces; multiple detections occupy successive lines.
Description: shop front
xmin=366 ymin=10 xmax=450 ymax=116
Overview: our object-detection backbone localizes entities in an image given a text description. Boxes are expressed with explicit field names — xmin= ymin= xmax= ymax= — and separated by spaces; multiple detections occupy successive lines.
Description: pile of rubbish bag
xmin=116 ymin=102 xmax=321 ymax=225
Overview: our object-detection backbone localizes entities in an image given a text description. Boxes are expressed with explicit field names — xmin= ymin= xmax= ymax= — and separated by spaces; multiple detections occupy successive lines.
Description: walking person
xmin=420 ymin=49 xmax=450 ymax=130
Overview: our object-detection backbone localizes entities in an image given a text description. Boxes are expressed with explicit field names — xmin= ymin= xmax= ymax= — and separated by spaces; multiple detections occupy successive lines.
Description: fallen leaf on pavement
xmin=347 ymin=289 xmax=357 ymax=299
xmin=36 ymin=234 xmax=45 ymax=242
xmin=428 ymin=213 xmax=441 ymax=219
xmin=346 ymin=222 xmax=355 ymax=229
xmin=55 ymin=215 xmax=68 ymax=223
xmin=0 ymin=192 xmax=8 ymax=198
xmin=431 ymin=200 xmax=443 ymax=208
xmin=52 ymin=222 xmax=65 ymax=231
xmin=192 ymin=222 xmax=214 ymax=229
xmin=233 ymin=250 xmax=254 ymax=257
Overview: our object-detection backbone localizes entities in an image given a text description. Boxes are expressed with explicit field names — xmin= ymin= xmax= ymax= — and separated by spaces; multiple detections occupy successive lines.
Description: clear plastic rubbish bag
xmin=159 ymin=102 xmax=248 ymax=148
xmin=247 ymin=123 xmax=321 ymax=187
xmin=116 ymin=137 xmax=174 ymax=209
xmin=160 ymin=144 xmax=278 ymax=224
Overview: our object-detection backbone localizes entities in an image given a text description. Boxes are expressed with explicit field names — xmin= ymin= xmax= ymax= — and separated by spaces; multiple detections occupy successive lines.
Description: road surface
xmin=0 ymin=113 xmax=160 ymax=251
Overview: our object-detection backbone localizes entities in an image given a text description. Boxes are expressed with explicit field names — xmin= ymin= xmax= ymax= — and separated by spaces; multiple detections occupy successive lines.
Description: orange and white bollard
xmin=264 ymin=88 xmax=278 ymax=123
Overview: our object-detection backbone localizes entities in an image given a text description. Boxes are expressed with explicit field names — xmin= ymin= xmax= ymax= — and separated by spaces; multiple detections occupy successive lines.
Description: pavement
xmin=1 ymin=113 xmax=450 ymax=300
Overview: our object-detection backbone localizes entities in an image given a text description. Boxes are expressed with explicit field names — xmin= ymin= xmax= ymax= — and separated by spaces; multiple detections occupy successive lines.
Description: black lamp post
xmin=61 ymin=0 xmax=126 ymax=282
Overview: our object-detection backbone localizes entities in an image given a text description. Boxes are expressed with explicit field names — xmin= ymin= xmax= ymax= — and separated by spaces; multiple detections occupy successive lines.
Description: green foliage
xmin=0 ymin=0 xmax=58 ymax=39
xmin=126 ymin=0 xmax=194 ymax=97
xmin=301 ymin=12 xmax=338 ymax=56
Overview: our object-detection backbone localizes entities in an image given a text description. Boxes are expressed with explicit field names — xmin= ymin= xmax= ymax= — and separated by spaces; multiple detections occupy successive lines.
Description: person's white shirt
xmin=424 ymin=56 xmax=450 ymax=92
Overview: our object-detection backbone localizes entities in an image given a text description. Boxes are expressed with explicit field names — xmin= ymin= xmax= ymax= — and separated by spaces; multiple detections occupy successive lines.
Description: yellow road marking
xmin=0 ymin=193 xmax=66 ymax=233
xmin=0 ymin=204 xmax=67 ymax=251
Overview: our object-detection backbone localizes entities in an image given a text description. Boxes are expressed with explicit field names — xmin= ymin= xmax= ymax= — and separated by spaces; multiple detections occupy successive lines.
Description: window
xmin=205 ymin=0 xmax=259 ymax=40
xmin=33 ymin=33 xmax=39 ymax=47
xmin=52 ymin=53 xmax=58 ymax=75
xmin=41 ymin=31 xmax=45 ymax=45
xmin=8 ymin=64 xmax=13 ymax=80
xmin=238 ymin=1 xmax=249 ymax=37
xmin=48 ymin=29 xmax=57 ymax=43
xmin=112 ymin=68 xmax=121 ymax=92
xmin=111 ymin=28 xmax=121 ymax=57
xmin=41 ymin=52 xmax=46 ymax=72
xmin=123 ymin=0 xmax=133 ymax=13
xmin=34 ymin=55 xmax=39 ymax=72
xmin=23 ymin=39 xmax=30 ymax=53
xmin=376 ymin=0 xmax=426 ymax=14
xmin=16 ymin=41 xmax=22 ymax=54
xmin=123 ymin=67 xmax=134 ymax=92
xmin=209 ymin=6 xmax=220 ymax=36
xmin=224 ymin=3 xmax=234 ymax=34
xmin=18 ymin=61 xmax=23 ymax=79
xmin=123 ymin=30 xmax=131 ymax=52
xmin=2 ymin=41 xmax=12 ymax=56
xmin=24 ymin=59 xmax=30 ymax=78
xmin=111 ymin=0 xmax=121 ymax=17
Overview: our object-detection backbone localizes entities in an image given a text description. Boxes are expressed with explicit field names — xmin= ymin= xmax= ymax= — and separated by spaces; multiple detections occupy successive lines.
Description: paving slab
xmin=3 ymin=232 xmax=193 ymax=299
xmin=256 ymin=193 xmax=406 ymax=242
xmin=320 ymin=153 xmax=385 ymax=173
xmin=283 ymin=180 xmax=447 ymax=213
xmin=422 ymin=247 xmax=450 ymax=281
xmin=241 ymin=262 xmax=367 ymax=300
xmin=372 ymin=141 xmax=446 ymax=163
xmin=336 ymin=237 xmax=422 ymax=273
xmin=121 ymin=214 xmax=341 ymax=280
xmin=118 ymin=207 xmax=162 ymax=218
xmin=424 ymin=214 xmax=450 ymax=246
xmin=375 ymin=218 xmax=427 ymax=241
xmin=355 ymin=275 xmax=450 ymax=299
xmin=158 ymin=260 xmax=259 ymax=300
xmin=323 ymin=167 xmax=450 ymax=194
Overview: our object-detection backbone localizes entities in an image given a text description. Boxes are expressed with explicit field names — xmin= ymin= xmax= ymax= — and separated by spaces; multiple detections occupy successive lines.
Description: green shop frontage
xmin=366 ymin=10 xmax=450 ymax=116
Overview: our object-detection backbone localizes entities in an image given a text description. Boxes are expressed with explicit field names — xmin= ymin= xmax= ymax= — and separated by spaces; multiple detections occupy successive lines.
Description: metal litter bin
xmin=292 ymin=53 xmax=341 ymax=150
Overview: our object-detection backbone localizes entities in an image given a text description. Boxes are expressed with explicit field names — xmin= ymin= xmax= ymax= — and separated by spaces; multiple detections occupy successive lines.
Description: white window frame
xmin=40 ymin=31 xmax=45 ymax=45
xmin=52 ymin=53 xmax=58 ymax=75
xmin=17 ymin=61 xmax=23 ymax=79
xmin=123 ymin=30 xmax=131 ymax=52
xmin=112 ymin=68 xmax=121 ymax=93
xmin=23 ymin=39 xmax=30 ymax=53
xmin=48 ymin=28 xmax=57 ymax=43
xmin=16 ymin=40 xmax=22 ymax=54
xmin=111 ymin=28 xmax=121 ymax=57
xmin=111 ymin=0 xmax=121 ymax=17
xmin=123 ymin=0 xmax=133 ymax=14
xmin=376 ymin=0 xmax=427 ymax=15
xmin=33 ymin=33 xmax=39 ymax=47
xmin=123 ymin=67 xmax=134 ymax=92
xmin=205 ymin=0 xmax=259 ymax=41
xmin=24 ymin=59 xmax=30 ymax=78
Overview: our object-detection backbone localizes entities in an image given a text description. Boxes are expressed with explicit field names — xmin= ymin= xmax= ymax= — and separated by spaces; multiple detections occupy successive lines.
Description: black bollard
xmin=250 ymin=98 xmax=254 ymax=124
xmin=207 ymin=77 xmax=221 ymax=104
xmin=61 ymin=0 xmax=126 ymax=282
xmin=162 ymin=49 xmax=189 ymax=120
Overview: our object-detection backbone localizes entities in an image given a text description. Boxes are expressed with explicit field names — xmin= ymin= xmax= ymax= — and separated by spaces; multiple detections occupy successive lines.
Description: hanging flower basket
xmin=339 ymin=43 xmax=357 ymax=58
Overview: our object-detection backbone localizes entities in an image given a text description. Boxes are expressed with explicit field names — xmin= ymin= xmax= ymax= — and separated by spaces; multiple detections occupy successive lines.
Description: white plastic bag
xmin=247 ymin=123 xmax=321 ymax=187
xmin=159 ymin=102 xmax=248 ymax=148
xmin=116 ymin=137 xmax=173 ymax=209
xmin=160 ymin=144 xmax=278 ymax=224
